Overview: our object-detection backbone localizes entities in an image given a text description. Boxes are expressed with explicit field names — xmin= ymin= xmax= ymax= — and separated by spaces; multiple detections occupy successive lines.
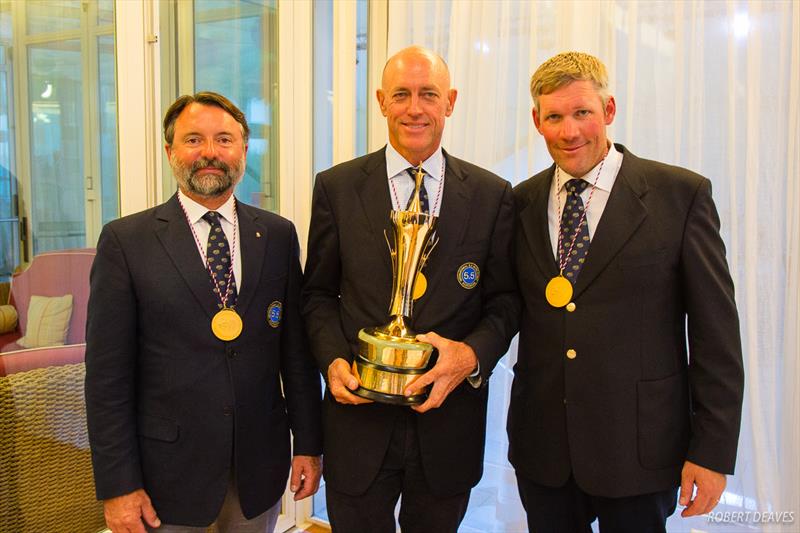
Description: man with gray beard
xmin=85 ymin=92 xmax=322 ymax=533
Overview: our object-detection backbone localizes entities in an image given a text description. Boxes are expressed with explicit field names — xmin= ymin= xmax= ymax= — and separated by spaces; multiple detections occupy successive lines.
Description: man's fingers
xmin=294 ymin=476 xmax=318 ymax=500
xmin=416 ymin=331 xmax=443 ymax=348
xmin=140 ymin=500 xmax=160 ymax=528
xmin=404 ymin=369 xmax=436 ymax=396
xmin=410 ymin=380 xmax=450 ymax=413
xmin=290 ymin=463 xmax=303 ymax=492
xmin=330 ymin=384 xmax=373 ymax=404
xmin=327 ymin=358 xmax=372 ymax=404
xmin=291 ymin=456 xmax=322 ymax=500
xmin=682 ymin=492 xmax=712 ymax=517
xmin=678 ymin=472 xmax=694 ymax=507
xmin=328 ymin=361 xmax=358 ymax=390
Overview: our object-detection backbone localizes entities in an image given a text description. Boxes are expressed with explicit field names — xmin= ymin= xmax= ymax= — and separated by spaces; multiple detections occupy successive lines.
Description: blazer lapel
xmin=573 ymin=149 xmax=649 ymax=298
xmin=355 ymin=149 xmax=394 ymax=271
xmin=413 ymin=151 xmax=472 ymax=316
xmin=234 ymin=201 xmax=267 ymax=318
xmin=155 ymin=195 xmax=219 ymax=319
xmin=519 ymin=167 xmax=559 ymax=279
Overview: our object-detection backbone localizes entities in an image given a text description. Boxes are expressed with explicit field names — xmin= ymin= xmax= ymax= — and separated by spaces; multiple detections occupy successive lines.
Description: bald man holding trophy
xmin=302 ymin=46 xmax=519 ymax=532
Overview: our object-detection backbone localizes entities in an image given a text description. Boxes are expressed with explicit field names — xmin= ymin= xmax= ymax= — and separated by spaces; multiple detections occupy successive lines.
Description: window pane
xmin=28 ymin=40 xmax=85 ymax=253
xmin=193 ymin=0 xmax=279 ymax=212
xmin=98 ymin=34 xmax=117 ymax=225
xmin=26 ymin=0 xmax=82 ymax=35
xmin=312 ymin=0 xmax=333 ymax=176
xmin=97 ymin=0 xmax=113 ymax=26
xmin=0 ymin=66 xmax=16 ymax=280
xmin=355 ymin=0 xmax=367 ymax=156
xmin=0 ymin=5 xmax=17 ymax=280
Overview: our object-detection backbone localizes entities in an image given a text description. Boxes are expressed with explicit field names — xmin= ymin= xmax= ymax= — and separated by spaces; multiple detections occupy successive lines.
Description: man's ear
xmin=604 ymin=96 xmax=616 ymax=125
xmin=445 ymin=89 xmax=458 ymax=117
xmin=532 ymin=107 xmax=542 ymax=133
xmin=376 ymin=89 xmax=388 ymax=117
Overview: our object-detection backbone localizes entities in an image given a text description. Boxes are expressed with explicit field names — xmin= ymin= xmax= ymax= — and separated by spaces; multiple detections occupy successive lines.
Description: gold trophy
xmin=353 ymin=166 xmax=439 ymax=405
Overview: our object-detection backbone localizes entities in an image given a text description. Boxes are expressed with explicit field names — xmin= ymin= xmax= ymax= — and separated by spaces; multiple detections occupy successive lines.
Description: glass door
xmin=10 ymin=0 xmax=117 ymax=265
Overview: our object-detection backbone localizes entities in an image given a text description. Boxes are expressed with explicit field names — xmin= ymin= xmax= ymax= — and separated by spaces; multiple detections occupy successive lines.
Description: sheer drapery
xmin=387 ymin=1 xmax=799 ymax=531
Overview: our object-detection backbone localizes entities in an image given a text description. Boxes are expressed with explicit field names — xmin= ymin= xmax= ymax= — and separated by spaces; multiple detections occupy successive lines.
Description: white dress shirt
xmin=178 ymin=190 xmax=242 ymax=291
xmin=385 ymin=143 xmax=446 ymax=216
xmin=547 ymin=143 xmax=624 ymax=260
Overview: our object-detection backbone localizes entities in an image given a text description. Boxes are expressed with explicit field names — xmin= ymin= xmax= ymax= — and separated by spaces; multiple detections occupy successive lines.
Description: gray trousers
xmin=147 ymin=478 xmax=281 ymax=533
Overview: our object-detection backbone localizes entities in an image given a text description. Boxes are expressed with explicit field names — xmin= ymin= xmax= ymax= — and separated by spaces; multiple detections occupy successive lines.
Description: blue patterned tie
xmin=406 ymin=168 xmax=430 ymax=214
xmin=202 ymin=211 xmax=237 ymax=308
xmin=559 ymin=179 xmax=591 ymax=282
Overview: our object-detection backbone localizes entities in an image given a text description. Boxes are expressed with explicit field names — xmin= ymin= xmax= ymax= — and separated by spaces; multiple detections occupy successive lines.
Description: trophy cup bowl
xmin=353 ymin=178 xmax=439 ymax=405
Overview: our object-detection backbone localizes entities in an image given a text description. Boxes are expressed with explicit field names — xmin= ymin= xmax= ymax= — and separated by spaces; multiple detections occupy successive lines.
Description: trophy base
xmin=353 ymin=386 xmax=428 ymax=406
xmin=354 ymin=328 xmax=435 ymax=406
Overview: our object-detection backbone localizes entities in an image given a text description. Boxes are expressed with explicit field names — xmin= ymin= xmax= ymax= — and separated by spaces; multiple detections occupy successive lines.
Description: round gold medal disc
xmin=545 ymin=276 xmax=573 ymax=308
xmin=412 ymin=272 xmax=427 ymax=300
xmin=211 ymin=308 xmax=243 ymax=341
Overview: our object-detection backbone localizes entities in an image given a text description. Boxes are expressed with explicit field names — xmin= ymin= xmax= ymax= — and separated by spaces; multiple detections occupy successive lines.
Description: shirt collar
xmin=385 ymin=143 xmax=444 ymax=181
xmin=556 ymin=142 xmax=621 ymax=193
xmin=178 ymin=189 xmax=237 ymax=224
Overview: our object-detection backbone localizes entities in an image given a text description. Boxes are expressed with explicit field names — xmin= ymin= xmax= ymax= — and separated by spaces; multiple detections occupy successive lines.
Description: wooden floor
xmin=297 ymin=524 xmax=330 ymax=533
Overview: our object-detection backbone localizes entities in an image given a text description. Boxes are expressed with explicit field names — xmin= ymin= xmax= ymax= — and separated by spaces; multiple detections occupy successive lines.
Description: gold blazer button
xmin=566 ymin=349 xmax=577 ymax=359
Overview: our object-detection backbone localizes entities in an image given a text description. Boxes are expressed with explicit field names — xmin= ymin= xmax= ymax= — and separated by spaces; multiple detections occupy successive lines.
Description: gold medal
xmin=412 ymin=272 xmax=427 ymax=300
xmin=545 ymin=275 xmax=573 ymax=308
xmin=211 ymin=308 xmax=243 ymax=341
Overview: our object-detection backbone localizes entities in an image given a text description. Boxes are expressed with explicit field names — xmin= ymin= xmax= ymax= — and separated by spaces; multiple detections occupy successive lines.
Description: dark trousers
xmin=326 ymin=412 xmax=470 ymax=533
xmin=516 ymin=473 xmax=678 ymax=533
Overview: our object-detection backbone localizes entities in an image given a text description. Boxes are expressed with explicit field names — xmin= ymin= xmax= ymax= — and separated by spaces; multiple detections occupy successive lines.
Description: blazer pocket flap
xmin=137 ymin=414 xmax=179 ymax=442
xmin=637 ymin=373 xmax=689 ymax=469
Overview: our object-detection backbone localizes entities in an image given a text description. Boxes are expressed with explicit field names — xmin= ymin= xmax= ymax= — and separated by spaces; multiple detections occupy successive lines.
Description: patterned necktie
xmin=406 ymin=168 xmax=430 ymax=214
xmin=559 ymin=179 xmax=591 ymax=282
xmin=202 ymin=211 xmax=237 ymax=308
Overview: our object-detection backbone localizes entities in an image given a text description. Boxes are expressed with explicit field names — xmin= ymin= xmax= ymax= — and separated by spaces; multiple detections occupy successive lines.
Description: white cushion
xmin=16 ymin=294 xmax=73 ymax=349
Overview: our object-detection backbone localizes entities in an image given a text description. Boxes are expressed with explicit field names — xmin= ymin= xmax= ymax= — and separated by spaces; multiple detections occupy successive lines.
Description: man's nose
xmin=407 ymin=94 xmax=422 ymax=115
xmin=200 ymin=139 xmax=217 ymax=158
xmin=560 ymin=118 xmax=579 ymax=140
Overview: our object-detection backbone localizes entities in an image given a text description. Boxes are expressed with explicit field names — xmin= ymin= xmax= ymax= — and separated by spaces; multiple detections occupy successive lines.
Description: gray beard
xmin=171 ymin=155 xmax=244 ymax=198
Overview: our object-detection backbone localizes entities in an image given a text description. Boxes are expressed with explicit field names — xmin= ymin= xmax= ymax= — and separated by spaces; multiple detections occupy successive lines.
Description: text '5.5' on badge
xmin=457 ymin=262 xmax=480 ymax=289
xmin=267 ymin=301 xmax=282 ymax=328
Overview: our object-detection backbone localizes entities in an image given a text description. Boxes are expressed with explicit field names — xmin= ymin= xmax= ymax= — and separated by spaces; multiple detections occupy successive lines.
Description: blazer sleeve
xmin=301 ymin=173 xmax=354 ymax=375
xmin=280 ymin=223 xmax=323 ymax=456
xmin=681 ymin=178 xmax=744 ymax=474
xmin=462 ymin=179 xmax=521 ymax=381
xmin=84 ymin=224 xmax=144 ymax=499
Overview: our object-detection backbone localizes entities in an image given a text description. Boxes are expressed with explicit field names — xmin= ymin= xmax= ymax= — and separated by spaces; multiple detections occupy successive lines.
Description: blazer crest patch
xmin=457 ymin=262 xmax=480 ymax=289
xmin=267 ymin=301 xmax=283 ymax=328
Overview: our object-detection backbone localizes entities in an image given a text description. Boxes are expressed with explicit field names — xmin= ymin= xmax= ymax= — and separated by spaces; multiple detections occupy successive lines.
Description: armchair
xmin=0 ymin=248 xmax=95 ymax=352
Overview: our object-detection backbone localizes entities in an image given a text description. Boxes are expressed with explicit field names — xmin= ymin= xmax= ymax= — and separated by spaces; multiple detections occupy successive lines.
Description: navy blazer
xmin=509 ymin=145 xmax=744 ymax=497
xmin=85 ymin=195 xmax=322 ymax=526
xmin=302 ymin=147 xmax=520 ymax=497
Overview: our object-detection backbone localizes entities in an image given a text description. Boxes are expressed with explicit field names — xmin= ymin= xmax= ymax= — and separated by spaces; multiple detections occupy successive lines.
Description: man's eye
xmin=576 ymin=109 xmax=590 ymax=117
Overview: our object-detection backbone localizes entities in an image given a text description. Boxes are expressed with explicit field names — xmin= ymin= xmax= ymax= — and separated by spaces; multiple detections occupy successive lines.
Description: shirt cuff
xmin=467 ymin=361 xmax=482 ymax=388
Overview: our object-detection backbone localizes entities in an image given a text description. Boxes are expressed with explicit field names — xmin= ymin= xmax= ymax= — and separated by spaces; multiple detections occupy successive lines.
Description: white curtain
xmin=387 ymin=1 xmax=800 ymax=532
